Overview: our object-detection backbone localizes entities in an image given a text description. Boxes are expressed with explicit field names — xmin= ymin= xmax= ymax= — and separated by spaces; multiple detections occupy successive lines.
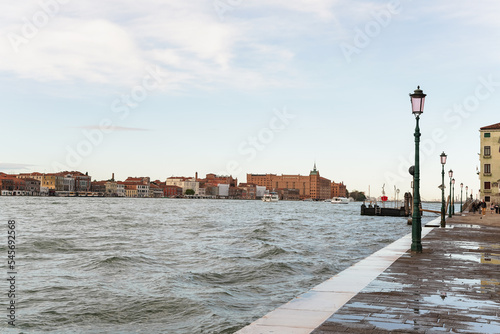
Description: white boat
xmin=331 ymin=197 xmax=349 ymax=204
xmin=262 ymin=193 xmax=279 ymax=202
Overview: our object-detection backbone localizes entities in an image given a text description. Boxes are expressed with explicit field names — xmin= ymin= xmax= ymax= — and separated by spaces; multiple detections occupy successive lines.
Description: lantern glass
xmin=460 ymin=183 xmax=463 ymax=188
xmin=452 ymin=178 xmax=455 ymax=185
xmin=449 ymin=169 xmax=453 ymax=178
xmin=410 ymin=86 xmax=426 ymax=116
xmin=440 ymin=152 xmax=447 ymax=165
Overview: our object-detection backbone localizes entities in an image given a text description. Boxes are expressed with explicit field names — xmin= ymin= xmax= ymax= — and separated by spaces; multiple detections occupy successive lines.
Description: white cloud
xmin=0 ymin=19 xmax=145 ymax=84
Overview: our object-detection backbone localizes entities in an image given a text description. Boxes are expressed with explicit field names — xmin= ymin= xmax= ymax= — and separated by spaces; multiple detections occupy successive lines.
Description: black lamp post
xmin=452 ymin=178 xmax=455 ymax=215
xmin=448 ymin=169 xmax=453 ymax=218
xmin=410 ymin=86 xmax=426 ymax=253
xmin=460 ymin=183 xmax=463 ymax=213
xmin=440 ymin=152 xmax=447 ymax=227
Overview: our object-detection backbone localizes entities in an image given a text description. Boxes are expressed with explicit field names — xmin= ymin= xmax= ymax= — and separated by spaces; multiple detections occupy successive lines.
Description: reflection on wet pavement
xmin=314 ymin=222 xmax=500 ymax=333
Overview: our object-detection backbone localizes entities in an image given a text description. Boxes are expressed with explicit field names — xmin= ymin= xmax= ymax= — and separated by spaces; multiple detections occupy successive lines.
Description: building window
xmin=484 ymin=182 xmax=491 ymax=190
xmin=485 ymin=196 xmax=491 ymax=202
xmin=484 ymin=146 xmax=491 ymax=156
xmin=484 ymin=133 xmax=491 ymax=138
xmin=484 ymin=164 xmax=491 ymax=173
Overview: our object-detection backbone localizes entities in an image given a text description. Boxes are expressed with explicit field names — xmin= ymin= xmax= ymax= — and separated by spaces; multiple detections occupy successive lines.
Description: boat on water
xmin=331 ymin=197 xmax=349 ymax=204
xmin=262 ymin=193 xmax=279 ymax=202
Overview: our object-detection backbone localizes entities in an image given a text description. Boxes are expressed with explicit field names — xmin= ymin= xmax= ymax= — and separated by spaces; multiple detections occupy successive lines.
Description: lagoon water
xmin=0 ymin=197 xmax=442 ymax=333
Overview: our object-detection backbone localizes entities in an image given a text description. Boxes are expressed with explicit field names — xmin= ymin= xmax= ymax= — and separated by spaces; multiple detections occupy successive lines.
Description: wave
xmin=31 ymin=239 xmax=77 ymax=253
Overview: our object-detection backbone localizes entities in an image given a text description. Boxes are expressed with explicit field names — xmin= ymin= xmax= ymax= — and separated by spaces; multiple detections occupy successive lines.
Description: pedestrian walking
xmin=495 ymin=203 xmax=499 ymax=214
xmin=491 ymin=203 xmax=495 ymax=214
xmin=481 ymin=200 xmax=487 ymax=219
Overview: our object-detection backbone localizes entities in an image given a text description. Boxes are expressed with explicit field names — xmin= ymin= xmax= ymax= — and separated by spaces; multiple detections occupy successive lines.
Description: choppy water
xmin=0 ymin=198 xmax=441 ymax=333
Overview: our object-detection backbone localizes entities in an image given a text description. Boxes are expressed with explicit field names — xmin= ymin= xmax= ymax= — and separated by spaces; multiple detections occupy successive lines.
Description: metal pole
xmin=452 ymin=182 xmax=455 ymax=215
xmin=460 ymin=187 xmax=463 ymax=212
xmin=411 ymin=116 xmax=422 ymax=252
xmin=448 ymin=176 xmax=452 ymax=218
xmin=441 ymin=165 xmax=445 ymax=227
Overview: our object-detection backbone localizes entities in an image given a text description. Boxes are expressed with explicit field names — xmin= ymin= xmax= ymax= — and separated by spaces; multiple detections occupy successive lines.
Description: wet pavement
xmin=313 ymin=212 xmax=500 ymax=333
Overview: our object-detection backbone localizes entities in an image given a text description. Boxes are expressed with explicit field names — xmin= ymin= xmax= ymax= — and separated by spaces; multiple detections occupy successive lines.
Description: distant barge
xmin=360 ymin=205 xmax=409 ymax=217
xmin=360 ymin=192 xmax=412 ymax=217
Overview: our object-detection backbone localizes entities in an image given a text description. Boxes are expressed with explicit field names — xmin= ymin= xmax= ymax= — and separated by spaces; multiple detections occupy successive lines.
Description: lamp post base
xmin=411 ymin=243 xmax=423 ymax=253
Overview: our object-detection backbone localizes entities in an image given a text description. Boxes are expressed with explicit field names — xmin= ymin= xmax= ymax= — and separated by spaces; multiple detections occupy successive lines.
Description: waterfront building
xmin=479 ymin=122 xmax=500 ymax=203
xmin=277 ymin=188 xmax=301 ymax=201
xmin=166 ymin=176 xmax=199 ymax=195
xmin=124 ymin=177 xmax=150 ymax=198
xmin=18 ymin=172 xmax=58 ymax=190
xmin=71 ymin=172 xmax=91 ymax=192
xmin=197 ymin=173 xmax=238 ymax=187
xmin=149 ymin=183 xmax=164 ymax=198
xmin=246 ymin=164 xmax=332 ymax=200
xmin=116 ymin=182 xmax=126 ymax=197
xmin=0 ymin=176 xmax=15 ymax=195
xmin=105 ymin=180 xmax=118 ymax=196
xmin=151 ymin=180 xmax=182 ymax=197
xmin=91 ymin=181 xmax=106 ymax=195
xmin=62 ymin=175 xmax=75 ymax=192
xmin=124 ymin=183 xmax=138 ymax=197
xmin=51 ymin=171 xmax=92 ymax=193
xmin=204 ymin=185 xmax=219 ymax=197
xmin=24 ymin=178 xmax=41 ymax=196
xmin=238 ymin=183 xmax=257 ymax=200
xmin=165 ymin=185 xmax=182 ymax=197
xmin=0 ymin=173 xmax=27 ymax=195
xmin=219 ymin=184 xmax=230 ymax=197
xmin=1 ymin=173 xmax=37 ymax=195
xmin=331 ymin=181 xmax=347 ymax=198
xmin=104 ymin=173 xmax=118 ymax=196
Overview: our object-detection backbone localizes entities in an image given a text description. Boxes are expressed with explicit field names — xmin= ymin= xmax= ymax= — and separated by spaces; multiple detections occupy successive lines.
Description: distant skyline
xmin=1 ymin=0 xmax=500 ymax=200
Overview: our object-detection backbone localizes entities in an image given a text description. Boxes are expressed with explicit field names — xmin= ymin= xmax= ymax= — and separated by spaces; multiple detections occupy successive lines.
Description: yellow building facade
xmin=18 ymin=173 xmax=63 ymax=190
xmin=479 ymin=122 xmax=500 ymax=203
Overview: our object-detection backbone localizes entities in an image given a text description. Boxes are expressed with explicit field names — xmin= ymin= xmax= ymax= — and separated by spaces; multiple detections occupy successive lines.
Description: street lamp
xmin=410 ymin=86 xmax=426 ymax=253
xmin=460 ymin=183 xmax=463 ymax=213
xmin=448 ymin=169 xmax=453 ymax=218
xmin=466 ymin=186 xmax=468 ymax=202
xmin=440 ymin=152 xmax=447 ymax=227
xmin=452 ymin=178 xmax=455 ymax=215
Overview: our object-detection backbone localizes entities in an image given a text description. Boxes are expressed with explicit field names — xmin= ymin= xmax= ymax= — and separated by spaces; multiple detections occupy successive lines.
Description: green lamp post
xmin=452 ymin=178 xmax=455 ymax=215
xmin=410 ymin=86 xmax=426 ymax=253
xmin=448 ymin=169 xmax=453 ymax=218
xmin=440 ymin=152 xmax=447 ymax=227
xmin=460 ymin=183 xmax=463 ymax=212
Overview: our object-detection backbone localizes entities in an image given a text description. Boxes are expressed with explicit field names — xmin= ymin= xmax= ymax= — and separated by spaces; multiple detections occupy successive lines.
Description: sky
xmin=1 ymin=0 xmax=499 ymax=201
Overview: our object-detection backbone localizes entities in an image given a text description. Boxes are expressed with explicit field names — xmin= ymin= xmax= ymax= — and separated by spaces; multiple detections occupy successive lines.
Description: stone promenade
xmin=314 ymin=212 xmax=500 ymax=333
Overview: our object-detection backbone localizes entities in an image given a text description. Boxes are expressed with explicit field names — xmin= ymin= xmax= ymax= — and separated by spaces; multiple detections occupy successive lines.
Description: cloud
xmin=0 ymin=0 xmax=304 ymax=90
xmin=0 ymin=19 xmax=145 ymax=84
xmin=6 ymin=0 xmax=499 ymax=93
xmin=0 ymin=163 xmax=35 ymax=170
xmin=77 ymin=126 xmax=150 ymax=131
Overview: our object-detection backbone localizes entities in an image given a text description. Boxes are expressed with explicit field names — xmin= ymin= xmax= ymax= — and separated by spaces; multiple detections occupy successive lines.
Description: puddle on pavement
xmin=369 ymin=320 xmax=414 ymax=331
xmin=423 ymin=293 xmax=500 ymax=309
xmin=466 ymin=321 xmax=500 ymax=333
xmin=445 ymin=252 xmax=481 ymax=262
xmin=441 ymin=278 xmax=500 ymax=294
xmin=450 ymin=224 xmax=482 ymax=228
xmin=479 ymin=246 xmax=500 ymax=265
